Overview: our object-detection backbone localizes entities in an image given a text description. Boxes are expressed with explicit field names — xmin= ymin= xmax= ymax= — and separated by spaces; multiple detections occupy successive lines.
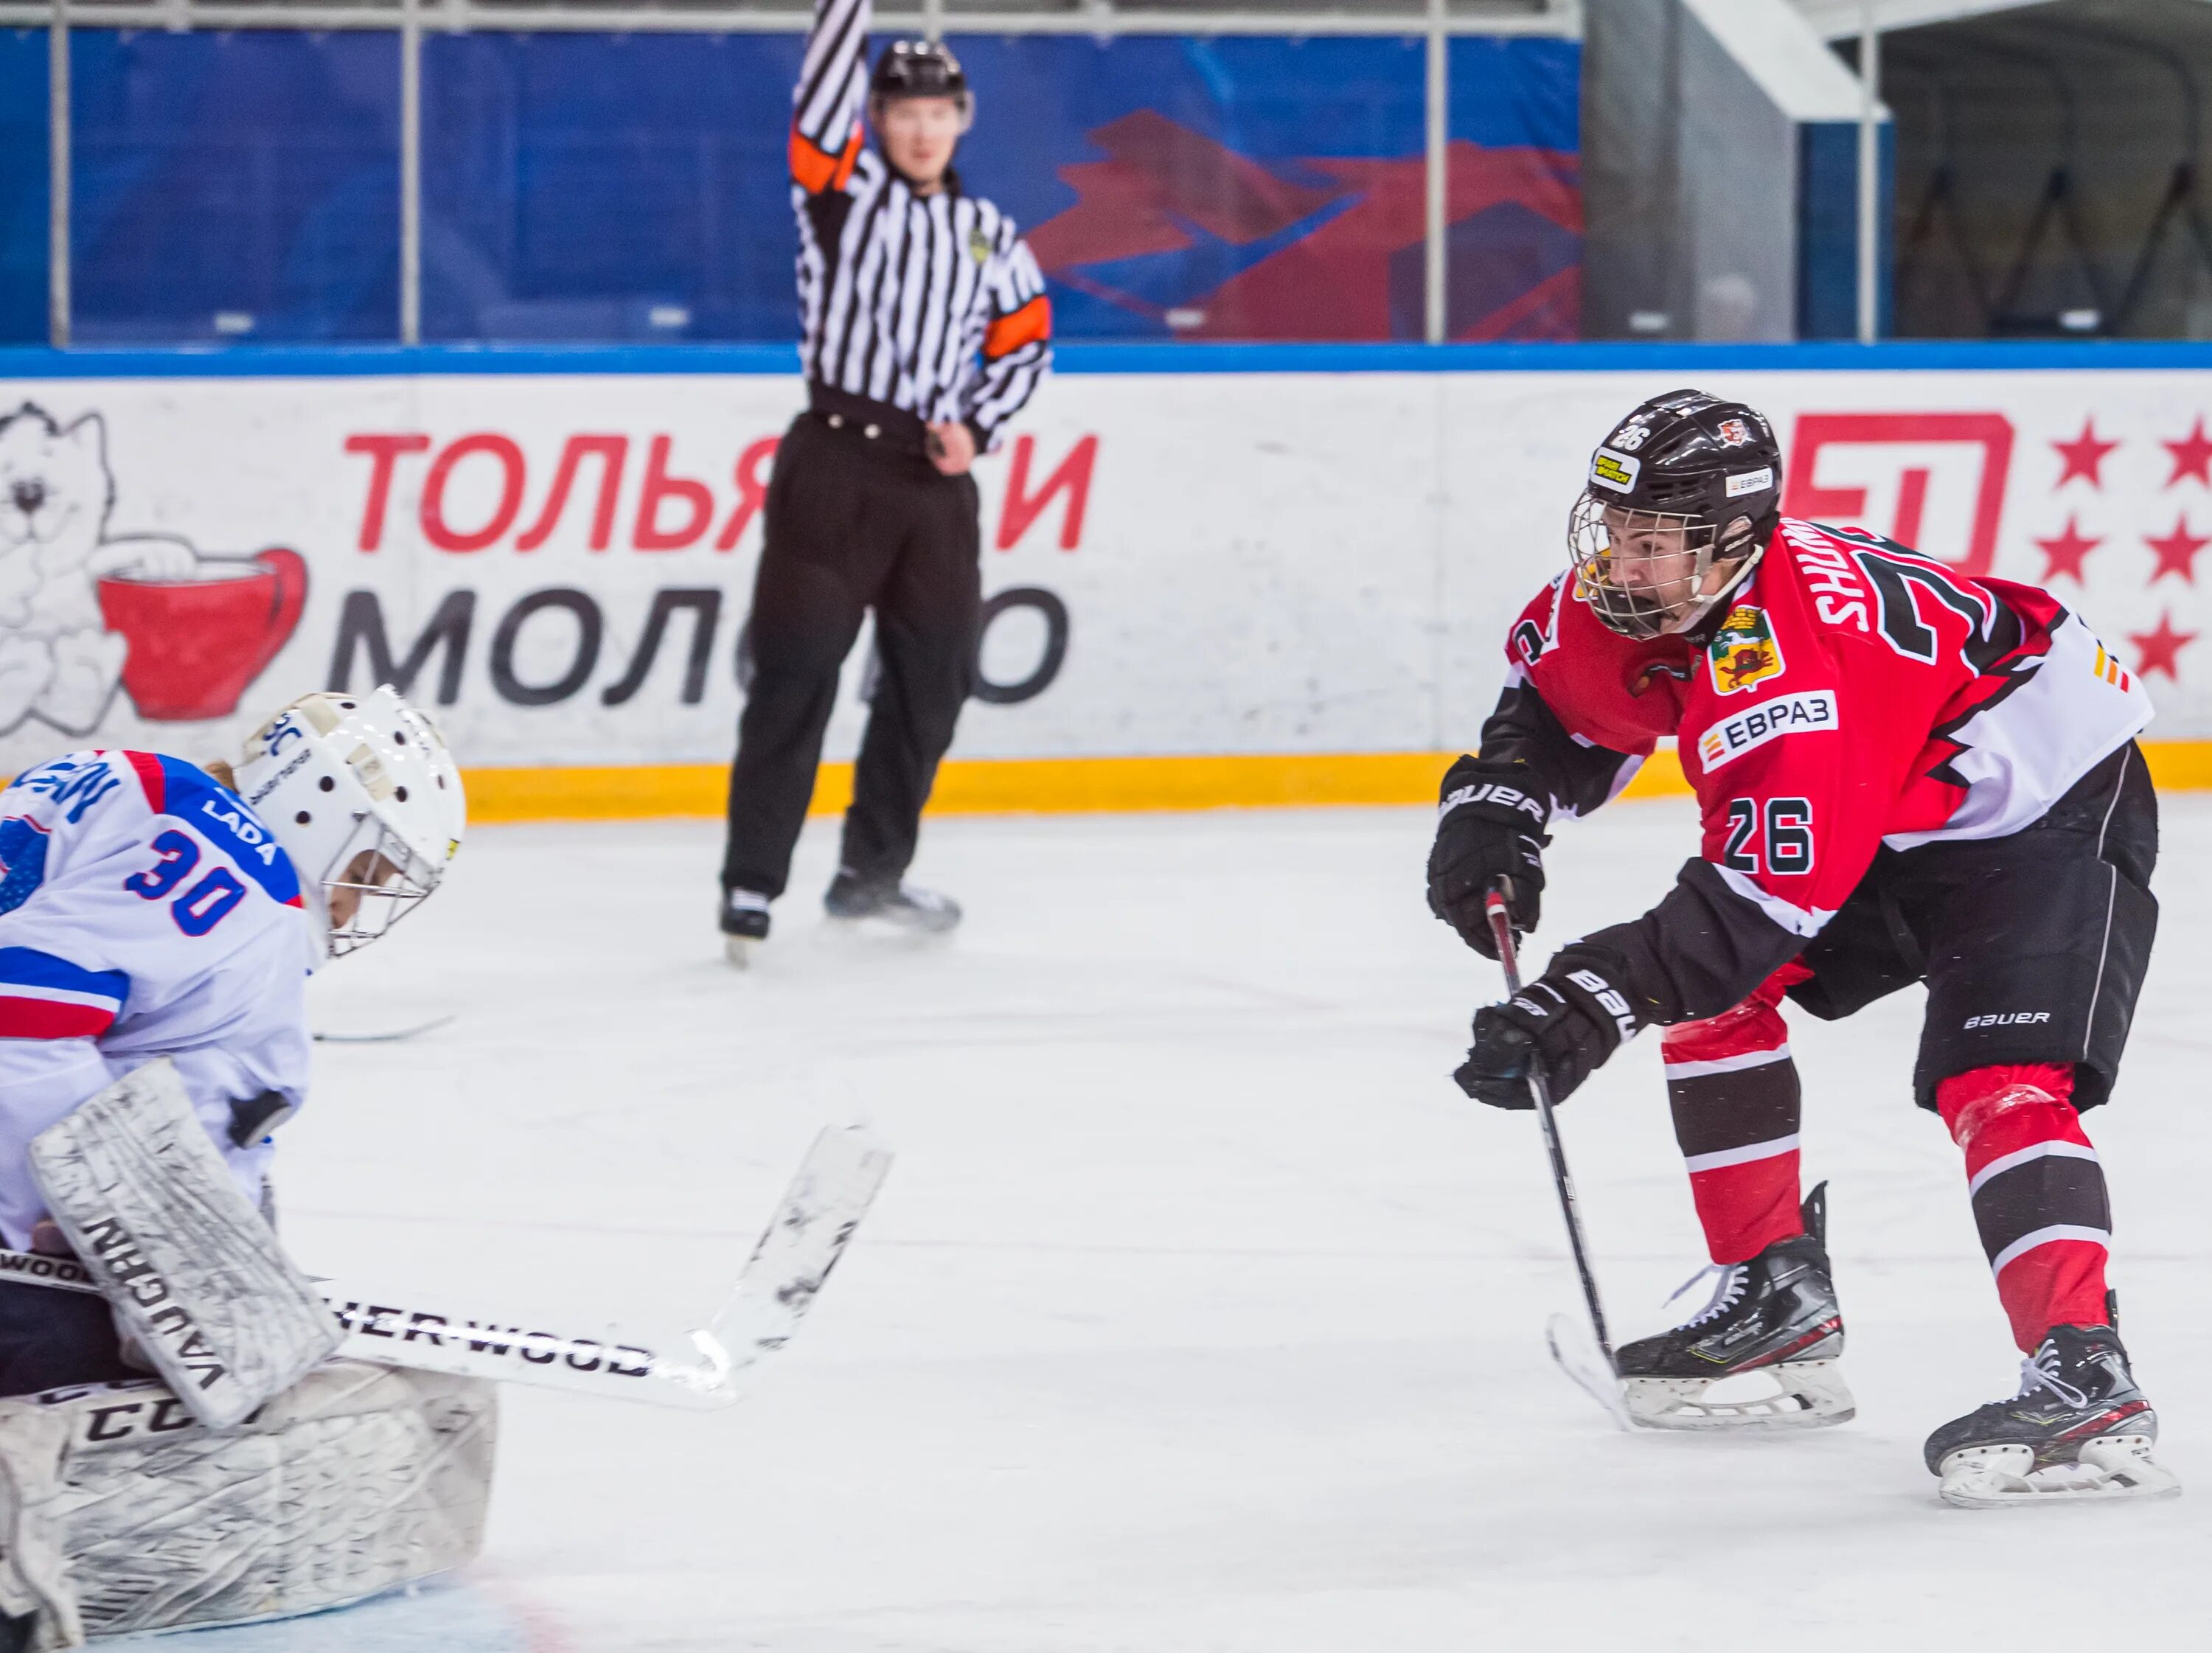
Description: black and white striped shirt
xmin=790 ymin=0 xmax=1052 ymax=446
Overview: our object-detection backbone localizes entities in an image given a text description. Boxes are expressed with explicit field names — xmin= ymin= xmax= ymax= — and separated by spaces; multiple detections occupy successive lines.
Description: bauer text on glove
xmin=1427 ymin=756 xmax=1549 ymax=958
xmin=1454 ymin=949 xmax=1641 ymax=1107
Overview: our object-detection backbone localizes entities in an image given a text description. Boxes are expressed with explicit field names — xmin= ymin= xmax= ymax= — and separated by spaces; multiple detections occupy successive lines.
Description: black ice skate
xmin=1615 ymin=1184 xmax=1854 ymax=1431
xmin=1924 ymin=1323 xmax=2180 ymax=1507
xmin=720 ymin=887 xmax=771 ymax=968
xmin=824 ymin=869 xmax=961 ymax=936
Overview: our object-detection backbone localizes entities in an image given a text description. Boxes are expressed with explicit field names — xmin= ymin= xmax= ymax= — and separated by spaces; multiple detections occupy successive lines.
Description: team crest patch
xmin=1708 ymin=603 xmax=1785 ymax=694
xmin=969 ymin=226 xmax=992 ymax=264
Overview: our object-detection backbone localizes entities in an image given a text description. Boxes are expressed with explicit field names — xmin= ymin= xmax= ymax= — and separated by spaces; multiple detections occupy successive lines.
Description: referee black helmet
xmin=872 ymin=40 xmax=975 ymax=128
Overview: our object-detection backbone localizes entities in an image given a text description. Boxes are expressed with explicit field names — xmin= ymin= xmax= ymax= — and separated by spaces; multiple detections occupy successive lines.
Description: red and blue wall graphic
xmin=954 ymin=36 xmax=1581 ymax=343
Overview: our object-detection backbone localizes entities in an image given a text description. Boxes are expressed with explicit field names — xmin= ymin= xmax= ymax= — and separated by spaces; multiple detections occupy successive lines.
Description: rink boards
xmin=3 ymin=342 xmax=2209 ymax=815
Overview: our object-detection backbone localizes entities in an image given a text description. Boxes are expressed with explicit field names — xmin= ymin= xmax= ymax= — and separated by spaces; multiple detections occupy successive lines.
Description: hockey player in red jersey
xmin=1432 ymin=389 xmax=2176 ymax=1506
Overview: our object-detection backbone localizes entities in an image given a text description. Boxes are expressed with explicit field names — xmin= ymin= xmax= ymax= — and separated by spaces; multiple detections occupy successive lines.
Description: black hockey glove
xmin=1426 ymin=756 xmax=1550 ymax=958
xmin=1455 ymin=948 xmax=1641 ymax=1110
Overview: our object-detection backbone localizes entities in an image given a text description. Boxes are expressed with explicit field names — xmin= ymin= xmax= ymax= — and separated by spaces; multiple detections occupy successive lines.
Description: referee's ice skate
xmin=719 ymin=886 xmax=771 ymax=967
xmin=1613 ymin=1186 xmax=1854 ymax=1431
xmin=1927 ymin=1323 xmax=2181 ymax=1507
xmin=824 ymin=868 xmax=961 ymax=935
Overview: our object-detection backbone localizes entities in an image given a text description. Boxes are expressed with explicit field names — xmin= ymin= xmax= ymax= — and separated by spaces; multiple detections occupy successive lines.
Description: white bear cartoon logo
xmin=0 ymin=404 xmax=307 ymax=738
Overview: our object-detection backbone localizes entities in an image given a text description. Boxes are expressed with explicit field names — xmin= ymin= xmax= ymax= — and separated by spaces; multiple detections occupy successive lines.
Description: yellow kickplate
xmin=459 ymin=740 xmax=2212 ymax=825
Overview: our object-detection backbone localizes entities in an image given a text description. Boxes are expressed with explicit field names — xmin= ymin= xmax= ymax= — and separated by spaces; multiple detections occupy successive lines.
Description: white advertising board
xmin=0 ymin=364 xmax=2204 ymax=781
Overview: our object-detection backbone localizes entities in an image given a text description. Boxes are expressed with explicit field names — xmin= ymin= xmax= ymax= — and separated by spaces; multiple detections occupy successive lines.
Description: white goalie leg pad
xmin=0 ymin=1361 xmax=495 ymax=1649
xmin=27 ymin=1059 xmax=340 ymax=1428
xmin=1622 ymin=1360 xmax=1857 ymax=1432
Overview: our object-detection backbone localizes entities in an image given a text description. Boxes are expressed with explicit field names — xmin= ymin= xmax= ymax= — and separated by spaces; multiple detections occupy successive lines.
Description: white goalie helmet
xmin=232 ymin=686 xmax=465 ymax=959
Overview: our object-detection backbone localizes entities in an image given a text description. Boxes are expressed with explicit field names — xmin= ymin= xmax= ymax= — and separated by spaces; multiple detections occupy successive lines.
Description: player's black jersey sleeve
xmin=1476 ymin=679 xmax=1641 ymax=822
xmin=1576 ymin=858 xmax=1805 ymax=1027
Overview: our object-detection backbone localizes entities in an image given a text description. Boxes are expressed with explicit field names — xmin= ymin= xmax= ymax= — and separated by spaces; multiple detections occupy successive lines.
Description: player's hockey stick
xmin=313 ymin=1014 xmax=459 ymax=1044
xmin=1485 ymin=888 xmax=1633 ymax=1430
xmin=0 ymin=1124 xmax=891 ymax=1410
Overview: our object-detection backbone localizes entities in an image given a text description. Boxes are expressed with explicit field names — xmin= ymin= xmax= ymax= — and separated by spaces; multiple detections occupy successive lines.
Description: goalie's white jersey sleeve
xmin=0 ymin=750 xmax=317 ymax=1249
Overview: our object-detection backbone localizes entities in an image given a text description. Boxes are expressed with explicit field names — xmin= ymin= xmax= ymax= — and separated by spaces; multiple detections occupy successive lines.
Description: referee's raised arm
xmin=790 ymin=0 xmax=868 ymax=195
xmin=717 ymin=0 xmax=1054 ymax=965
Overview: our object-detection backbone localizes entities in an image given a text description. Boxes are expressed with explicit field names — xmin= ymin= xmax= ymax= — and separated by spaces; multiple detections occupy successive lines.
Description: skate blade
xmin=822 ymin=914 xmax=958 ymax=947
xmin=1622 ymin=1360 xmax=1857 ymax=1433
xmin=1545 ymin=1312 xmax=1633 ymax=1432
xmin=723 ymin=934 xmax=755 ymax=970
xmin=1938 ymin=1434 xmax=2183 ymax=1508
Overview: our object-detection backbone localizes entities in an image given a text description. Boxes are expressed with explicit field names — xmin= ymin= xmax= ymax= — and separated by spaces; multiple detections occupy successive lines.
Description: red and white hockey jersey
xmin=1481 ymin=518 xmax=2150 ymax=1022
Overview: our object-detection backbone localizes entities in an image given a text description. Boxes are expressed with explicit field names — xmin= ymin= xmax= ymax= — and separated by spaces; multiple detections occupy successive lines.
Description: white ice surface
xmin=206 ymin=798 xmax=2210 ymax=1651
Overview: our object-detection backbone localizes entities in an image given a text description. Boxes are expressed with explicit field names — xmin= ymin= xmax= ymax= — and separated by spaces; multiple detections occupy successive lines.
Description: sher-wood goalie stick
xmin=1485 ymin=887 xmax=1632 ymax=1430
xmin=0 ymin=1124 xmax=891 ymax=1411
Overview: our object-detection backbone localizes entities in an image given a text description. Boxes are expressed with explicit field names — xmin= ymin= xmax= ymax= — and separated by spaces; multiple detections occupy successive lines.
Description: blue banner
xmin=0 ymin=27 xmax=1579 ymax=347
xmin=66 ymin=30 xmax=401 ymax=344
xmin=422 ymin=31 xmax=802 ymax=344
xmin=0 ymin=32 xmax=49 ymax=344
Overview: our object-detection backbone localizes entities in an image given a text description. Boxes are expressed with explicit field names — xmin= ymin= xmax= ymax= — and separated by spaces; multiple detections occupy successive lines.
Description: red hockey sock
xmin=1662 ymin=964 xmax=1809 ymax=1265
xmin=1937 ymin=1064 xmax=2112 ymax=1351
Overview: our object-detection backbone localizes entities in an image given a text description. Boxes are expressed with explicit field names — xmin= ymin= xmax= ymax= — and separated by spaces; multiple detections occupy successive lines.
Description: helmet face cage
xmin=235 ymin=686 xmax=462 ymax=962
xmin=319 ymin=812 xmax=442 ymax=959
xmin=1571 ymin=389 xmax=1782 ymax=639
xmin=1568 ymin=492 xmax=1743 ymax=640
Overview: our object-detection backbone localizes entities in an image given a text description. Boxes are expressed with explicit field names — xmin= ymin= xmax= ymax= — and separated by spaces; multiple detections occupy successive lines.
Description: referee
xmin=720 ymin=0 xmax=1052 ymax=965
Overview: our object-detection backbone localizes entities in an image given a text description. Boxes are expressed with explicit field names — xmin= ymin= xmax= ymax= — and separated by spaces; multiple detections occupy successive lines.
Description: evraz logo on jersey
xmin=1708 ymin=603 xmax=1785 ymax=694
xmin=1697 ymin=690 xmax=1839 ymax=770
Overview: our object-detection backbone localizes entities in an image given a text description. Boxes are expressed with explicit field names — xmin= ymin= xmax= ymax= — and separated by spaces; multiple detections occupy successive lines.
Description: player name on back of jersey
xmin=1697 ymin=689 xmax=1839 ymax=770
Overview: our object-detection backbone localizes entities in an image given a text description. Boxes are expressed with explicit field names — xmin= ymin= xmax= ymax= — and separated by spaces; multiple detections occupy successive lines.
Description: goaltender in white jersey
xmin=0 ymin=749 xmax=318 ymax=1256
xmin=0 ymin=690 xmax=460 ymax=1274
xmin=0 ymin=686 xmax=486 ymax=1649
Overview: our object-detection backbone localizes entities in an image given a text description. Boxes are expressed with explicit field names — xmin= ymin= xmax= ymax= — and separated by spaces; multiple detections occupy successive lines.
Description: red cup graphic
xmin=98 ymin=548 xmax=310 ymax=723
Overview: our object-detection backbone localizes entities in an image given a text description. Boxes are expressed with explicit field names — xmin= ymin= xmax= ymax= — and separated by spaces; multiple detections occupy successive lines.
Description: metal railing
xmin=7 ymin=1 xmax=1582 ymax=347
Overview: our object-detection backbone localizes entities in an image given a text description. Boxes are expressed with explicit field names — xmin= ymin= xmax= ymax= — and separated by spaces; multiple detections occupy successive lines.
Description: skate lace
xmin=1664 ymin=1262 xmax=1748 ymax=1329
xmin=2013 ymin=1344 xmax=2090 ymax=1410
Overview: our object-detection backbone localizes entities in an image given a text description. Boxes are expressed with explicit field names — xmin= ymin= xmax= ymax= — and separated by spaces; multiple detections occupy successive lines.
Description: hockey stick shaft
xmin=1486 ymin=888 xmax=1618 ymax=1368
xmin=0 ymin=1124 xmax=891 ymax=1410
xmin=0 ymin=1251 xmax=737 ymax=1407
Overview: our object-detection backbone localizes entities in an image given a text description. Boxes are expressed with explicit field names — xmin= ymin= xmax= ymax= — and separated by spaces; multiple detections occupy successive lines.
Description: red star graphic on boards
xmin=2035 ymin=515 xmax=2101 ymax=582
xmin=2052 ymin=419 xmax=2119 ymax=487
xmin=2131 ymin=612 xmax=2199 ymax=681
xmin=2165 ymin=417 xmax=2212 ymax=487
xmin=2146 ymin=516 xmax=2210 ymax=583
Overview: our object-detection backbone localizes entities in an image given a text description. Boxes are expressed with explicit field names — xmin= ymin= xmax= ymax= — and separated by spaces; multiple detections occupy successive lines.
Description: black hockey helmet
xmin=1567 ymin=389 xmax=1784 ymax=640
xmin=871 ymin=39 xmax=975 ymax=129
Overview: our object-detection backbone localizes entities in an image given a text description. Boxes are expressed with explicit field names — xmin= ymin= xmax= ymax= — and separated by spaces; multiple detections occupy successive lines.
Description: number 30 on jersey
xmin=123 ymin=830 xmax=250 ymax=936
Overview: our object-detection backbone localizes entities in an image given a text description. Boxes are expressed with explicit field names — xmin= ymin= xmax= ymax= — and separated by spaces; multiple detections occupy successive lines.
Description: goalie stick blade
xmin=324 ymin=1124 xmax=893 ymax=1409
xmin=706 ymin=1124 xmax=894 ymax=1377
xmin=1545 ymin=1312 xmax=1634 ymax=1432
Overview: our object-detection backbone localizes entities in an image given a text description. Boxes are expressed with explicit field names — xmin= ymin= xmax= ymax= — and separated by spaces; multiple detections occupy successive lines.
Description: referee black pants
xmin=721 ymin=410 xmax=981 ymax=899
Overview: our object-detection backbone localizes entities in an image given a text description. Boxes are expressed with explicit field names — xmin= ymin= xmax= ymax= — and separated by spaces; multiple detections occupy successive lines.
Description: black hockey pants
xmin=720 ymin=402 xmax=981 ymax=900
xmin=0 ymin=1279 xmax=135 ymax=1397
xmin=1787 ymin=740 xmax=2159 ymax=1112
